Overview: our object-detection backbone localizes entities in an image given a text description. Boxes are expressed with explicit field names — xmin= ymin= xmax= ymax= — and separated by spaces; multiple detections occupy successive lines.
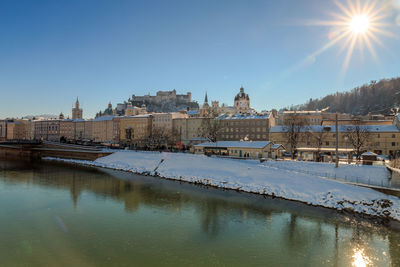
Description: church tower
xmin=200 ymin=92 xmax=211 ymax=117
xmin=72 ymin=97 xmax=83 ymax=119
xmin=234 ymin=86 xmax=250 ymax=114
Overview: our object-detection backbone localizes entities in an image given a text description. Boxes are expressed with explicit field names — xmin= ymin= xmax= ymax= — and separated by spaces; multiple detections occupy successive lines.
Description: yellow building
xmin=153 ymin=112 xmax=188 ymax=133
xmin=322 ymin=119 xmax=392 ymax=126
xmin=74 ymin=119 xmax=86 ymax=140
xmin=6 ymin=119 xmax=33 ymax=140
xmin=60 ymin=119 xmax=74 ymax=141
xmin=217 ymin=113 xmax=275 ymax=141
xmin=270 ymin=124 xmax=400 ymax=157
xmin=278 ymin=110 xmax=351 ymax=125
xmin=92 ymin=116 xmax=115 ymax=143
xmin=193 ymin=141 xmax=279 ymax=159
xmin=83 ymin=120 xmax=93 ymax=141
xmin=125 ymin=104 xmax=147 ymax=116
xmin=0 ymin=120 xmax=6 ymax=141
xmin=120 ymin=115 xmax=153 ymax=148
xmin=172 ymin=117 xmax=210 ymax=146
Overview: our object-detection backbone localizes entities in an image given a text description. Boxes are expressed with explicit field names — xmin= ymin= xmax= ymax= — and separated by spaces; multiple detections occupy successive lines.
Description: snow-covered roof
xmin=217 ymin=113 xmax=271 ymax=120
xmin=270 ymin=124 xmax=399 ymax=133
xmin=271 ymin=144 xmax=285 ymax=150
xmin=362 ymin=151 xmax=378 ymax=156
xmin=93 ymin=116 xmax=116 ymax=121
xmin=195 ymin=141 xmax=272 ymax=149
xmin=190 ymin=137 xmax=209 ymax=141
xmin=187 ymin=110 xmax=200 ymax=115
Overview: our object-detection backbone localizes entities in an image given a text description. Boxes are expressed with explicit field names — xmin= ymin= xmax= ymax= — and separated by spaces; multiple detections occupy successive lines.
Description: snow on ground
xmin=260 ymin=160 xmax=393 ymax=188
xmin=46 ymin=151 xmax=400 ymax=221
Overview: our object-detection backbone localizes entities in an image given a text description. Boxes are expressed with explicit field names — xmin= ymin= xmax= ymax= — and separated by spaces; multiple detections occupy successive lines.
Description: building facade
xmin=34 ymin=120 xmax=61 ymax=141
xmin=0 ymin=120 xmax=7 ymax=141
xmin=270 ymin=124 xmax=400 ymax=157
xmin=172 ymin=117 xmax=210 ymax=146
xmin=119 ymin=115 xmax=153 ymax=148
xmin=92 ymin=116 xmax=115 ymax=143
xmin=193 ymin=141 xmax=275 ymax=159
xmin=5 ymin=120 xmax=33 ymax=140
xmin=217 ymin=113 xmax=275 ymax=141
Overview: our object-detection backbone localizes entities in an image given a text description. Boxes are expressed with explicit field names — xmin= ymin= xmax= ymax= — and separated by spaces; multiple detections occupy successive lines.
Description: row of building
xmin=1 ymin=87 xmax=400 ymax=158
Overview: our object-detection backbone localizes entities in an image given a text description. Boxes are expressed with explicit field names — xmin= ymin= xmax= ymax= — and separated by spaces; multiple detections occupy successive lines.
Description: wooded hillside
xmin=291 ymin=77 xmax=400 ymax=115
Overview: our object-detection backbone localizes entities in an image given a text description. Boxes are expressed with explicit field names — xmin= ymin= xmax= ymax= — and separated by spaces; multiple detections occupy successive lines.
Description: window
xmin=392 ymin=134 xmax=396 ymax=138
xmin=326 ymin=141 xmax=330 ymax=146
xmin=392 ymin=142 xmax=396 ymax=147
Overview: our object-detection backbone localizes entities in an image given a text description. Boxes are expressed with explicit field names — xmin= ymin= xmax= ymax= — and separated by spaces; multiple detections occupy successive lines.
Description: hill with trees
xmin=290 ymin=77 xmax=400 ymax=115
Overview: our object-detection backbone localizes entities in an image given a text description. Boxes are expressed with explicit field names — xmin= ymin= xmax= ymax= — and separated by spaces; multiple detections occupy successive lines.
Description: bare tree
xmin=343 ymin=122 xmax=370 ymax=160
xmin=149 ymin=126 xmax=173 ymax=150
xmin=282 ymin=116 xmax=308 ymax=159
xmin=307 ymin=127 xmax=330 ymax=162
xmin=200 ymin=118 xmax=223 ymax=142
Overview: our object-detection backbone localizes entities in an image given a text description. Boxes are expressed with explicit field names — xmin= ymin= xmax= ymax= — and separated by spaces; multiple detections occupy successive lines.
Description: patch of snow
xmin=45 ymin=151 xmax=400 ymax=221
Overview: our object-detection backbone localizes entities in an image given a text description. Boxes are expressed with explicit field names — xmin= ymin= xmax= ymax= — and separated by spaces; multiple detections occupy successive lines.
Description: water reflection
xmin=0 ymin=160 xmax=399 ymax=266
xmin=352 ymin=248 xmax=370 ymax=267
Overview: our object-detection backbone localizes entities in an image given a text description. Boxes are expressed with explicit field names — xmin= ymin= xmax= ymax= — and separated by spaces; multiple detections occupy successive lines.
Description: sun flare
xmin=349 ymin=14 xmax=370 ymax=34
xmin=304 ymin=0 xmax=394 ymax=77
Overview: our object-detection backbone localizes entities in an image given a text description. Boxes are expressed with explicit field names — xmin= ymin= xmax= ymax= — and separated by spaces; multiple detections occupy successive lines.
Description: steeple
xmin=204 ymin=92 xmax=208 ymax=104
xmin=72 ymin=97 xmax=83 ymax=119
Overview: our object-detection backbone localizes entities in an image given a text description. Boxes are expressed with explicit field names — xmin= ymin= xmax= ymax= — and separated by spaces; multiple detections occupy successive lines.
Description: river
xmin=0 ymin=160 xmax=399 ymax=266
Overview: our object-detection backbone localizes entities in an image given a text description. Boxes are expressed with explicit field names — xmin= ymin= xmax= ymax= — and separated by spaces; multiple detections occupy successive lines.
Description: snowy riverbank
xmin=45 ymin=151 xmax=400 ymax=221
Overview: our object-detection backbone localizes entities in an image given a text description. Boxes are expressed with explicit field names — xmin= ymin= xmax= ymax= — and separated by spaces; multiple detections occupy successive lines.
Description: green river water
xmin=0 ymin=160 xmax=399 ymax=266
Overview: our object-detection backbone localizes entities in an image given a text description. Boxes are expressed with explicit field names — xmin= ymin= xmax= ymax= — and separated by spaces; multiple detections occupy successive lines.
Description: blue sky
xmin=1 ymin=0 xmax=399 ymax=118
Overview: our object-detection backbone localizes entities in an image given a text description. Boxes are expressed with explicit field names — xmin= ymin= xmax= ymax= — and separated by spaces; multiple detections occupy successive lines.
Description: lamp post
xmin=335 ymin=113 xmax=339 ymax=168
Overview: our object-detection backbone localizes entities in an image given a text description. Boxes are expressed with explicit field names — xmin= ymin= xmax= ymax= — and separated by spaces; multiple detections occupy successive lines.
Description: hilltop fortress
xmin=128 ymin=89 xmax=199 ymax=113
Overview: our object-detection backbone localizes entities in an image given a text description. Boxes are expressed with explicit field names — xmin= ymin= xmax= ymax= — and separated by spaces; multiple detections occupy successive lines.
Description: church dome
xmin=234 ymin=86 xmax=249 ymax=101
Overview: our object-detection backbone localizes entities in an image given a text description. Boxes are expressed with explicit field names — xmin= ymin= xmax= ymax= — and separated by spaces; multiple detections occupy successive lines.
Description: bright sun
xmin=303 ymin=0 xmax=395 ymax=77
xmin=349 ymin=14 xmax=370 ymax=34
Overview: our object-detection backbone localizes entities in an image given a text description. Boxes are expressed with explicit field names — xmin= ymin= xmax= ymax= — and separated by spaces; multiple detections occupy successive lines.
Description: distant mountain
xmin=290 ymin=77 xmax=400 ymax=115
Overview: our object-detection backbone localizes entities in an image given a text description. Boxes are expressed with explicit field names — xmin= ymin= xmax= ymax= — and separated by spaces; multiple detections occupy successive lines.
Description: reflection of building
xmin=234 ymin=87 xmax=250 ymax=114
xmin=72 ymin=98 xmax=83 ymax=119
xmin=217 ymin=113 xmax=275 ymax=141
